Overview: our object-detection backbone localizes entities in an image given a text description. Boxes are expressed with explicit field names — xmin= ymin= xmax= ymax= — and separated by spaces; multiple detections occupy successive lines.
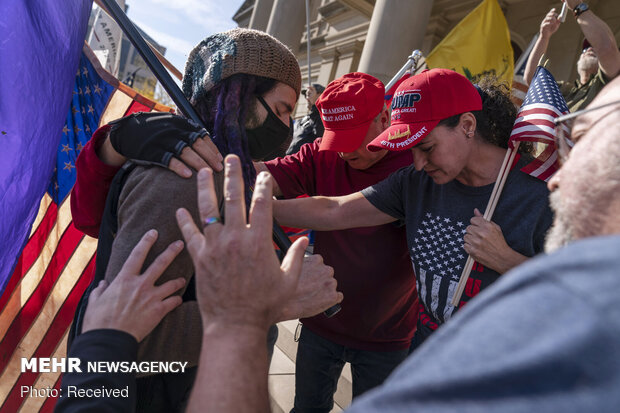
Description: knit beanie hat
xmin=182 ymin=28 xmax=302 ymax=105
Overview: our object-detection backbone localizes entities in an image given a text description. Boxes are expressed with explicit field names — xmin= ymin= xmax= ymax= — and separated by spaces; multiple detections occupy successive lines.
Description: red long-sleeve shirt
xmin=70 ymin=125 xmax=120 ymax=238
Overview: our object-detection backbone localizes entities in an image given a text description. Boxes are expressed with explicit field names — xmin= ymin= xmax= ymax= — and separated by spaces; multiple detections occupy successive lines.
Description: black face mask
xmin=246 ymin=96 xmax=292 ymax=160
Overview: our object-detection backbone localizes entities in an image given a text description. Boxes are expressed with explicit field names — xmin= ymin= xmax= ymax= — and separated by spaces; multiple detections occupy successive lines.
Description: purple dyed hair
xmin=193 ymin=73 xmax=276 ymax=206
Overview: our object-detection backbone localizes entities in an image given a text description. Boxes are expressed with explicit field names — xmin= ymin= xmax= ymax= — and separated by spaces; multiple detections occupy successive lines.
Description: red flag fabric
xmin=0 ymin=44 xmax=172 ymax=412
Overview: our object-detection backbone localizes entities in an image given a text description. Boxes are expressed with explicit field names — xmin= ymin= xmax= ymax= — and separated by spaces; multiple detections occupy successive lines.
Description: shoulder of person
xmin=511 ymin=155 xmax=551 ymax=191
xmin=505 ymin=235 xmax=620 ymax=306
xmin=120 ymin=164 xmax=224 ymax=217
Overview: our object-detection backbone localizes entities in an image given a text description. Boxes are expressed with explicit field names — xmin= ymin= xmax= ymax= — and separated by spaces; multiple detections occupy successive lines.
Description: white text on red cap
xmin=321 ymin=105 xmax=356 ymax=122
xmin=391 ymin=90 xmax=421 ymax=120
xmin=379 ymin=126 xmax=427 ymax=149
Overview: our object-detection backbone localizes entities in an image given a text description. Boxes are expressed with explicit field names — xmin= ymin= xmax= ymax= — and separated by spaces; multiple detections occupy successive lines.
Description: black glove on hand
xmin=108 ymin=112 xmax=209 ymax=167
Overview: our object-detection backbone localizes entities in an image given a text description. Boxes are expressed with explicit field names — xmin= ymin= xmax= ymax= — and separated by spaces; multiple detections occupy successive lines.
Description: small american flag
xmin=509 ymin=66 xmax=569 ymax=181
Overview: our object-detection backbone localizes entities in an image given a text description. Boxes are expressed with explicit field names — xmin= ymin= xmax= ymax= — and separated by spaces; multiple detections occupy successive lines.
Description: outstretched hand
xmin=176 ymin=155 xmax=342 ymax=330
xmin=82 ymin=230 xmax=186 ymax=342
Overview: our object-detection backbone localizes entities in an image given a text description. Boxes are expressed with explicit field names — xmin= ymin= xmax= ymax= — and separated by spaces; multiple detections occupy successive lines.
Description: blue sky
xmin=125 ymin=0 xmax=246 ymax=76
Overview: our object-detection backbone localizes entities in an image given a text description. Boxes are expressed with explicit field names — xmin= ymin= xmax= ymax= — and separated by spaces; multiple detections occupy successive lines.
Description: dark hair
xmin=192 ymin=73 xmax=277 ymax=205
xmin=438 ymin=78 xmax=533 ymax=154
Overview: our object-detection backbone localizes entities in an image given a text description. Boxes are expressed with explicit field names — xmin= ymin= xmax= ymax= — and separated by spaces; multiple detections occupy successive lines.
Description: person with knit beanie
xmin=65 ymin=28 xmax=339 ymax=413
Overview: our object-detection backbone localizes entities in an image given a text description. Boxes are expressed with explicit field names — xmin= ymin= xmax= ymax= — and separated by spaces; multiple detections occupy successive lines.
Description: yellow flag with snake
xmin=426 ymin=0 xmax=514 ymax=87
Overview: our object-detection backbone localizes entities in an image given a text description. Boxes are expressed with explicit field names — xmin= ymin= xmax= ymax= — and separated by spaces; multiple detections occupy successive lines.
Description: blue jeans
xmin=291 ymin=326 xmax=409 ymax=413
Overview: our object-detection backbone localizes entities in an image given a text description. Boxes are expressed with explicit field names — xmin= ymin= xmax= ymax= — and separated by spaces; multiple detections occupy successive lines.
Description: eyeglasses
xmin=553 ymin=99 xmax=620 ymax=165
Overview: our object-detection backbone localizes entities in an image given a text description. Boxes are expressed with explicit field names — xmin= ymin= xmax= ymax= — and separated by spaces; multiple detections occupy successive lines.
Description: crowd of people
xmin=53 ymin=2 xmax=620 ymax=412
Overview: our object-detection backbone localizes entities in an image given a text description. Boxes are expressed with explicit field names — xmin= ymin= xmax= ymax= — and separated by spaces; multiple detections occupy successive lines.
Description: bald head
xmin=545 ymin=77 xmax=620 ymax=252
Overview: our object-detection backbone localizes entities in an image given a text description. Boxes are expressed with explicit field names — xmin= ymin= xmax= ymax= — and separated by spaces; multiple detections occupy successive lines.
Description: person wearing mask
xmin=69 ymin=28 xmax=340 ymax=412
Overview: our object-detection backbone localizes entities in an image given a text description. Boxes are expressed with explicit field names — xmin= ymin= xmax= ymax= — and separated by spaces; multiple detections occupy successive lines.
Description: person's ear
xmin=381 ymin=107 xmax=391 ymax=129
xmin=459 ymin=112 xmax=476 ymax=138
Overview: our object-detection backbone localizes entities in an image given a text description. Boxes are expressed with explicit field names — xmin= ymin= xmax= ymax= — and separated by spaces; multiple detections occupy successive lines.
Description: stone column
xmin=334 ymin=40 xmax=364 ymax=79
xmin=248 ymin=0 xmax=275 ymax=31
xmin=266 ymin=0 xmax=306 ymax=52
xmin=358 ymin=0 xmax=434 ymax=84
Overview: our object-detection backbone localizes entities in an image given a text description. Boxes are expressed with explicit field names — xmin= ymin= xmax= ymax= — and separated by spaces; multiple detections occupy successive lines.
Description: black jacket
xmin=286 ymin=105 xmax=324 ymax=155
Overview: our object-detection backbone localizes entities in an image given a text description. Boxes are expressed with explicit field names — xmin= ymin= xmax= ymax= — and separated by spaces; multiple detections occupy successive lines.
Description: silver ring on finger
xmin=203 ymin=217 xmax=222 ymax=229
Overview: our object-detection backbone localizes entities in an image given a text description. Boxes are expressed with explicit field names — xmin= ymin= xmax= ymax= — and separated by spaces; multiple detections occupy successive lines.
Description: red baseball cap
xmin=367 ymin=69 xmax=482 ymax=152
xmin=316 ymin=73 xmax=385 ymax=152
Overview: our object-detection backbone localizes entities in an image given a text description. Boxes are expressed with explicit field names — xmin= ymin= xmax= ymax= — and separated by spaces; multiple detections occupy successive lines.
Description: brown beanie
xmin=182 ymin=28 xmax=301 ymax=104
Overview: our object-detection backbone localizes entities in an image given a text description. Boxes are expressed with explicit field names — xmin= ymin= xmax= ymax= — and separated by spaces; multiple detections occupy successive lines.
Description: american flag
xmin=0 ymin=40 xmax=173 ymax=413
xmin=509 ymin=66 xmax=569 ymax=182
xmin=412 ymin=212 xmax=469 ymax=325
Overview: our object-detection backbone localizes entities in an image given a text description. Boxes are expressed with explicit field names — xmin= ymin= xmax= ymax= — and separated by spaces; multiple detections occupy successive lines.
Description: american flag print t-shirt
xmin=412 ymin=212 xmax=468 ymax=324
xmin=362 ymin=158 xmax=553 ymax=340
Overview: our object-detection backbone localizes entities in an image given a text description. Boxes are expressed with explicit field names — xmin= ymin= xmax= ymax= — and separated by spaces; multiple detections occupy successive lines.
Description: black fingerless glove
xmin=108 ymin=112 xmax=208 ymax=167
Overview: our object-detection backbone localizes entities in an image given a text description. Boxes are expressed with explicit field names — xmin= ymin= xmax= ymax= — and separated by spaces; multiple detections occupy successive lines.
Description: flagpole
xmin=94 ymin=0 xmax=182 ymax=80
xmin=97 ymin=0 xmax=297 ymax=266
xmin=386 ymin=50 xmax=423 ymax=92
xmin=305 ymin=0 xmax=311 ymax=88
xmin=451 ymin=143 xmax=520 ymax=306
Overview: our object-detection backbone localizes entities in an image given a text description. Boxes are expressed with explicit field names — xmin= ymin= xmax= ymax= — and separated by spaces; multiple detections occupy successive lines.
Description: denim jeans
xmin=291 ymin=326 xmax=409 ymax=413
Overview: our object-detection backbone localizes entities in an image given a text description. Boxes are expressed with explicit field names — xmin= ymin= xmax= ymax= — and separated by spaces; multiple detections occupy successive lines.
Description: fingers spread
xmin=176 ymin=208 xmax=204 ymax=258
xmin=158 ymin=295 xmax=184 ymax=317
xmin=192 ymin=137 xmax=224 ymax=172
xmin=154 ymin=277 xmax=187 ymax=301
xmin=121 ymin=229 xmax=158 ymax=275
xmin=196 ymin=168 xmax=221 ymax=231
xmin=89 ymin=280 xmax=108 ymax=301
xmin=179 ymin=146 xmax=209 ymax=172
xmin=249 ymin=171 xmax=273 ymax=241
xmin=223 ymin=155 xmax=246 ymax=229
xmin=168 ymin=158 xmax=192 ymax=178
xmin=143 ymin=240 xmax=185 ymax=283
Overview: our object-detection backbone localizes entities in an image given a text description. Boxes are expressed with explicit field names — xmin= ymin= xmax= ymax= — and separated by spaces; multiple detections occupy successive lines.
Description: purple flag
xmin=0 ymin=0 xmax=93 ymax=292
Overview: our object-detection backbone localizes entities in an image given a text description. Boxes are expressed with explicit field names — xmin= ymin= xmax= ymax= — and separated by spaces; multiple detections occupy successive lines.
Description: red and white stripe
xmin=0 ymin=44 xmax=174 ymax=412
xmin=510 ymin=103 xmax=564 ymax=146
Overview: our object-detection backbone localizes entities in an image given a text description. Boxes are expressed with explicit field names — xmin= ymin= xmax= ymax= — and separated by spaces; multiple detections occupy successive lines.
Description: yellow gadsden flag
xmin=426 ymin=0 xmax=513 ymax=87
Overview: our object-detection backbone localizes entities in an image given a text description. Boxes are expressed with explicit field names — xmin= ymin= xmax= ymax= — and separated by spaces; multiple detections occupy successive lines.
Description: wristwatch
xmin=573 ymin=3 xmax=589 ymax=18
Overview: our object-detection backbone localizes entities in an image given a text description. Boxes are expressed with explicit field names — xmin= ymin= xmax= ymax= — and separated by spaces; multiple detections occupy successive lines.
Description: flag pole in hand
xmin=451 ymin=65 xmax=569 ymax=306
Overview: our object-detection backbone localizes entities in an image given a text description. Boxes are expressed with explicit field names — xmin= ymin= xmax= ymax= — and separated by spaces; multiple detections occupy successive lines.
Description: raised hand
xmin=176 ymin=155 xmax=342 ymax=330
xmin=540 ymin=8 xmax=561 ymax=38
